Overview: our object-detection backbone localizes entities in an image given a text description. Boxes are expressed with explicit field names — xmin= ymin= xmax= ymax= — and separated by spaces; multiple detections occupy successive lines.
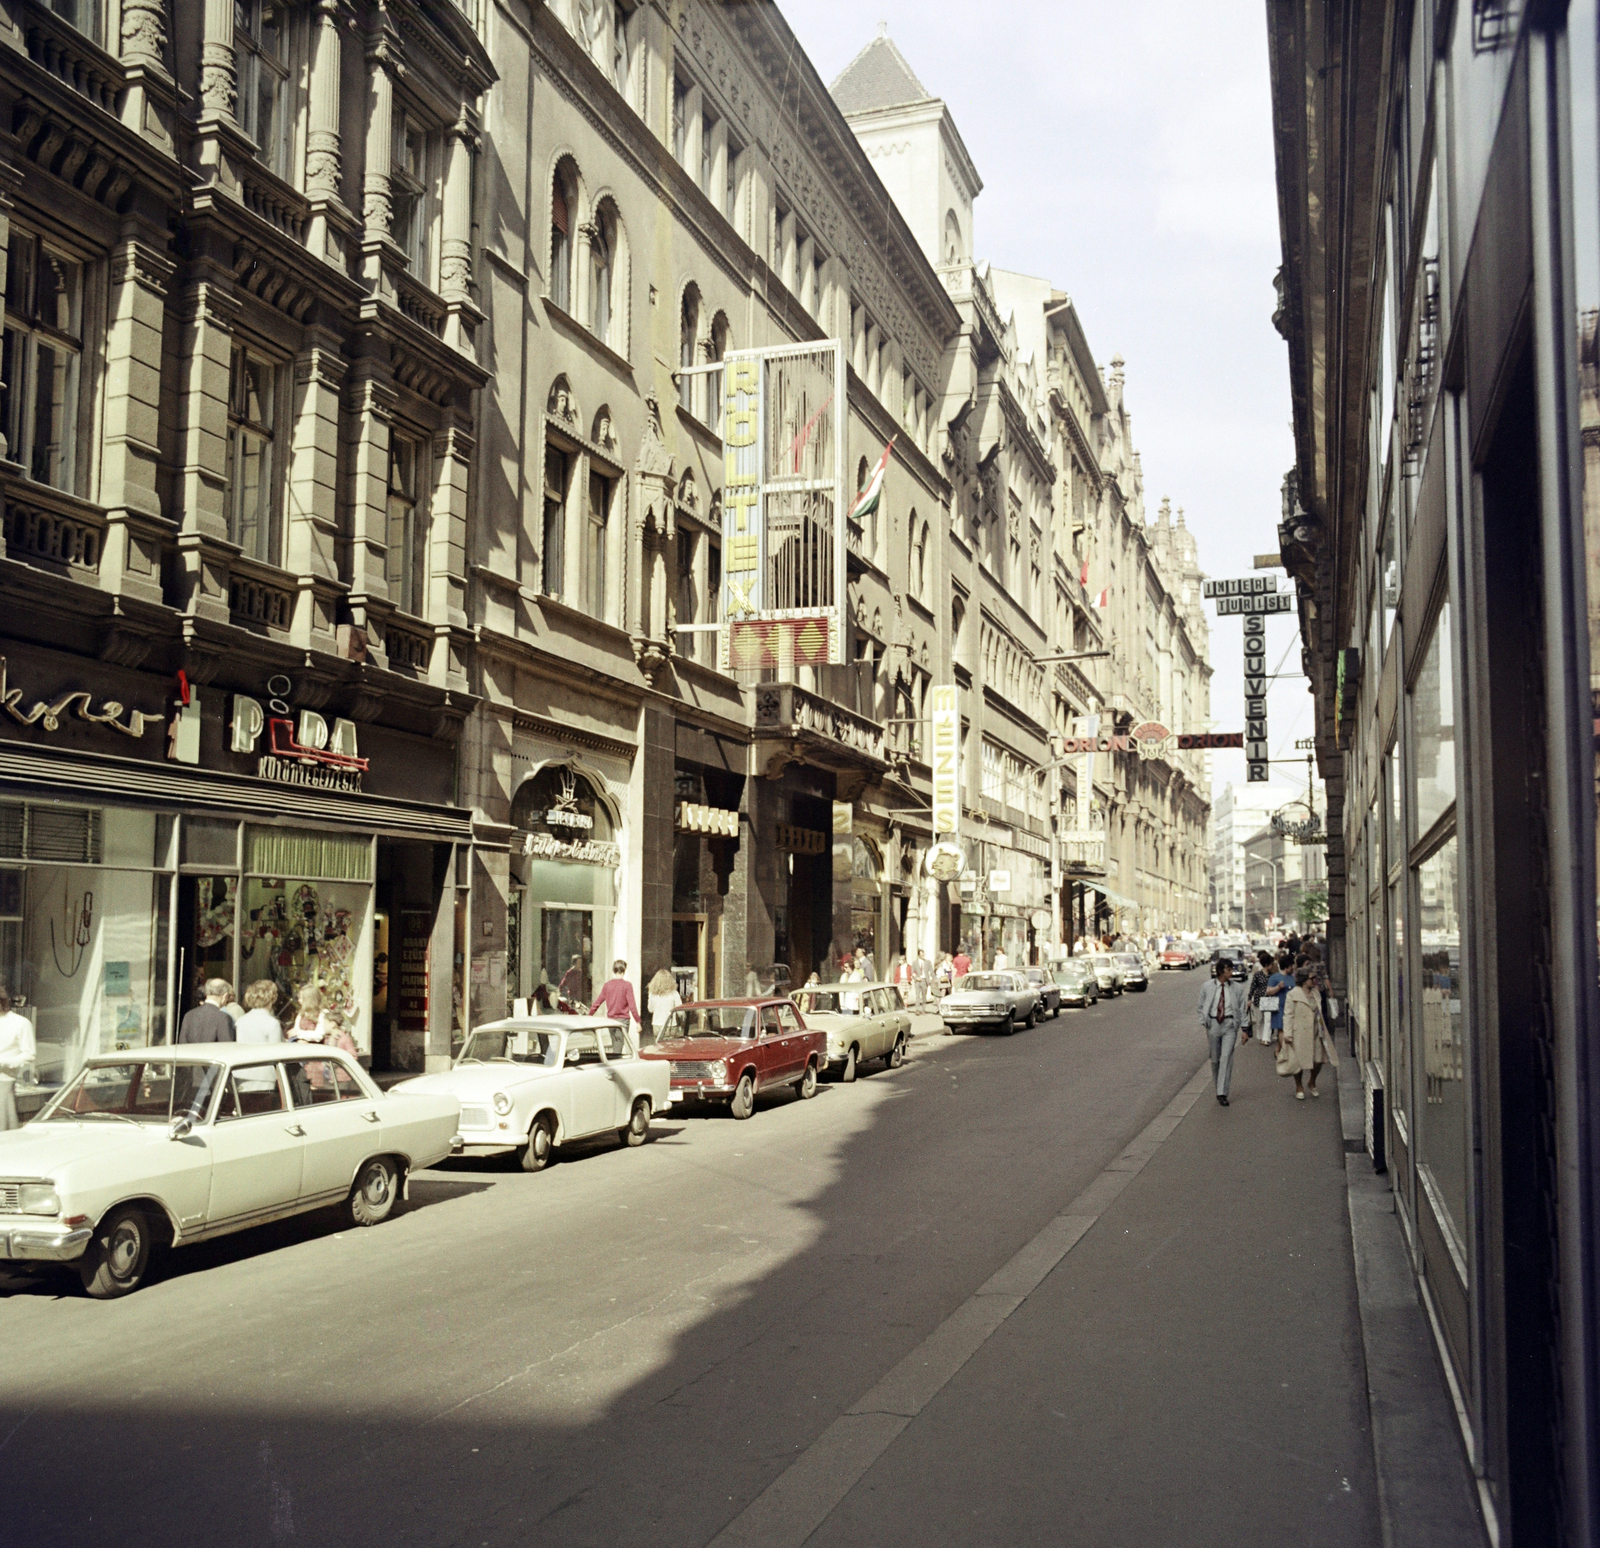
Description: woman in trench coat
xmin=1279 ymin=966 xmax=1339 ymax=1100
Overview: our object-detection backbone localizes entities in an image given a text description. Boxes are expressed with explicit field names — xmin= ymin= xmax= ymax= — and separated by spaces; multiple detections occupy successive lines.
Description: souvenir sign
xmin=930 ymin=685 xmax=960 ymax=835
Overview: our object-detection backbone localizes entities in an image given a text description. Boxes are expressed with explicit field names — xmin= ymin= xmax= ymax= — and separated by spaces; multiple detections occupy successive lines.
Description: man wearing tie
xmin=1197 ymin=957 xmax=1249 ymax=1106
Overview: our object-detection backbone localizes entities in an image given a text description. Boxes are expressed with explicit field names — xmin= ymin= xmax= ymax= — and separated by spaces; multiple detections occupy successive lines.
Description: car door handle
xmin=360 ymin=1111 xmax=381 ymax=1123
xmin=284 ymin=1124 xmax=306 ymax=1137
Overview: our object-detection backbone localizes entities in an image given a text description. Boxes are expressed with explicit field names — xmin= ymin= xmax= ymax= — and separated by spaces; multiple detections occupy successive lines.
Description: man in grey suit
xmin=1197 ymin=958 xmax=1250 ymax=1106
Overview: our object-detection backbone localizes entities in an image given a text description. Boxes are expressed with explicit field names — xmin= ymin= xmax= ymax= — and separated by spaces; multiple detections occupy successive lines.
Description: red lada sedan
xmin=641 ymin=999 xmax=824 ymax=1119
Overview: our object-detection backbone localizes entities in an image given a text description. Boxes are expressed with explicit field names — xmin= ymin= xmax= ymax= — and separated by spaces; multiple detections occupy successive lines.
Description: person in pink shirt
xmin=590 ymin=960 xmax=641 ymax=1033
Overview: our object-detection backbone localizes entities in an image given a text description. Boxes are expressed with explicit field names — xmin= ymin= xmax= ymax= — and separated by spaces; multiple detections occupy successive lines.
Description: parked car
xmin=1023 ymin=967 xmax=1061 ymax=1019
xmin=790 ymin=982 xmax=911 ymax=1081
xmin=641 ymin=999 xmax=824 ymax=1118
xmin=940 ymin=971 xmax=1039 ymax=1033
xmin=1160 ymin=944 xmax=1198 ymax=970
xmin=1052 ymin=961 xmax=1100 ymax=1006
xmin=1088 ymin=954 xmax=1125 ymax=996
xmin=0 ymin=1043 xmax=459 ymax=1298
xmin=394 ymin=1016 xmax=669 ymax=1171
xmin=1114 ymin=952 xmax=1150 ymax=992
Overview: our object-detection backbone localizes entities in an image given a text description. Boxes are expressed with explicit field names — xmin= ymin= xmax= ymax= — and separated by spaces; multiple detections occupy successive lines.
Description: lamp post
xmin=1247 ymin=851 xmax=1289 ymax=930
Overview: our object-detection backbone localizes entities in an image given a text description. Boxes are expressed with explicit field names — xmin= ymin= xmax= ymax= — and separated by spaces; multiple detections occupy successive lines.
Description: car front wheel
xmin=841 ymin=1045 xmax=858 ymax=1083
xmin=729 ymin=1072 xmax=756 ymax=1119
xmin=1002 ymin=1010 xmax=1016 ymax=1036
xmin=522 ymin=1114 xmax=554 ymax=1171
xmin=621 ymin=1097 xmax=650 ymax=1147
xmin=346 ymin=1156 xmax=399 ymax=1227
xmin=794 ymin=1060 xmax=818 ymax=1099
xmin=886 ymin=1036 xmax=905 ymax=1069
xmin=1024 ymin=1003 xmax=1036 ymax=1028
xmin=79 ymin=1204 xmax=153 ymax=1299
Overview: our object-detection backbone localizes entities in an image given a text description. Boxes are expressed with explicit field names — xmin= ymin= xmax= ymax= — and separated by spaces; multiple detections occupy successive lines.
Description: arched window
xmin=943 ymin=210 xmax=963 ymax=265
xmin=589 ymin=201 xmax=615 ymax=342
xmin=709 ymin=310 xmax=730 ymax=431
xmin=551 ymin=160 xmax=578 ymax=312
xmin=679 ymin=283 xmax=701 ymax=413
xmin=913 ymin=515 xmax=928 ymax=600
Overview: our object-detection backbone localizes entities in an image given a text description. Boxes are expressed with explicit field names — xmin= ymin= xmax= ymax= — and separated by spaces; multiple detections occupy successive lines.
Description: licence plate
xmin=458 ymin=1105 xmax=491 ymax=1130
xmin=667 ymin=1090 xmax=682 ymax=1104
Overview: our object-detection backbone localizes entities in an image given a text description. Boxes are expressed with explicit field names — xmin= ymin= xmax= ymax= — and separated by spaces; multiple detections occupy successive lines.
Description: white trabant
xmin=0 ymin=1043 xmax=460 ymax=1298
xmin=790 ymin=982 xmax=912 ymax=1081
xmin=395 ymin=1016 xmax=669 ymax=1172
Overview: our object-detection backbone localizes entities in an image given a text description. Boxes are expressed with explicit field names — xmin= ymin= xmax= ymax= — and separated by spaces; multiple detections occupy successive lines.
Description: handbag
xmin=1275 ymin=1034 xmax=1302 ymax=1077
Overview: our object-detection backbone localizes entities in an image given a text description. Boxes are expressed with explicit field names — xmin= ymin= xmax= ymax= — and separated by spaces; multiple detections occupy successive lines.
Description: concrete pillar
xmin=342 ymin=361 xmax=396 ymax=641
xmin=361 ymin=32 xmax=395 ymax=290
xmin=440 ymin=112 xmax=475 ymax=345
xmin=286 ymin=331 xmax=345 ymax=651
xmin=304 ymin=0 xmax=344 ymax=261
xmin=429 ymin=422 xmax=474 ymax=665
xmin=639 ymin=703 xmax=674 ymax=993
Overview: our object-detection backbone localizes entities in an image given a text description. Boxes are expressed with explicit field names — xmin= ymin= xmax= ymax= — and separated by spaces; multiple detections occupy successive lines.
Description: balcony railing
xmin=229 ymin=559 xmax=294 ymax=634
xmin=394 ymin=269 xmax=446 ymax=338
xmin=4 ymin=479 xmax=107 ymax=580
xmin=753 ymin=681 xmax=884 ymax=766
xmin=238 ymin=162 xmax=308 ymax=244
xmin=23 ymin=9 xmax=122 ymax=116
xmin=385 ymin=617 xmax=432 ymax=675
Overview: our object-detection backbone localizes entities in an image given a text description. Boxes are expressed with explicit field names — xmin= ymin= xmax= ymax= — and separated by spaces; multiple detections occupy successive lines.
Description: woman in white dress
xmin=646 ymin=967 xmax=681 ymax=1044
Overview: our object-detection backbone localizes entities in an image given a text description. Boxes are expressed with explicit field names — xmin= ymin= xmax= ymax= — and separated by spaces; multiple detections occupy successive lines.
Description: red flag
xmin=1080 ymin=558 xmax=1089 ymax=587
xmin=1094 ymin=587 xmax=1109 ymax=609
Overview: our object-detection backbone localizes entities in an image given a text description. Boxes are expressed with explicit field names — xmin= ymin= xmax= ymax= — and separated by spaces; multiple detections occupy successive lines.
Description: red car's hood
xmin=641 ymin=1037 xmax=753 ymax=1062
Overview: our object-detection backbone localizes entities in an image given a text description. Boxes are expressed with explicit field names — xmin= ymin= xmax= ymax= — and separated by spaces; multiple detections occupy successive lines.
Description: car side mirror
xmin=169 ymin=1115 xmax=194 ymax=1140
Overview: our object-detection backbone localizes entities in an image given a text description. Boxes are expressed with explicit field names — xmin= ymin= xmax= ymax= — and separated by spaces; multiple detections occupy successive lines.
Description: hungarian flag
xmin=1094 ymin=587 xmax=1109 ymax=609
xmin=1080 ymin=558 xmax=1090 ymax=587
xmin=848 ymin=439 xmax=895 ymax=522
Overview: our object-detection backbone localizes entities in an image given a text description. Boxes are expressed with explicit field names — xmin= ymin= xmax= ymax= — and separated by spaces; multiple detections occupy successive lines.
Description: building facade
xmin=1208 ymin=780 xmax=1307 ymax=929
xmin=1268 ymin=0 xmax=1600 ymax=1540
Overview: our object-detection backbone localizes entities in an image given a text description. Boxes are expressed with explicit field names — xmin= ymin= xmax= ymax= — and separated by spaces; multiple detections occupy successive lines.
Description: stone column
xmin=118 ymin=0 xmax=177 ymax=155
xmin=361 ymin=29 xmax=396 ymax=290
xmin=173 ymin=250 xmax=239 ymax=625
xmin=638 ymin=702 xmax=675 ymax=995
xmin=99 ymin=224 xmax=174 ymax=605
xmin=428 ymin=422 xmax=474 ymax=682
xmin=199 ymin=0 xmax=237 ymax=122
xmin=304 ymin=0 xmax=346 ymax=263
xmin=286 ymin=329 xmax=345 ymax=652
xmin=342 ymin=359 xmax=396 ymax=647
xmin=440 ymin=112 xmax=475 ymax=308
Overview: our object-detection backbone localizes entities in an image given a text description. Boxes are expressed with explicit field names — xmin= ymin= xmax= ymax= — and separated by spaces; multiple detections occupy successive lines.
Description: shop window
xmin=1410 ymin=600 xmax=1455 ymax=842
xmin=2 ymin=231 xmax=82 ymax=491
xmin=1415 ymin=831 xmax=1465 ymax=1244
xmin=386 ymin=432 xmax=428 ymax=617
xmin=236 ymin=0 xmax=291 ymax=177
xmin=392 ymin=111 xmax=436 ymax=281
xmin=542 ymin=443 xmax=568 ymax=598
xmin=226 ymin=345 xmax=279 ymax=564
xmin=585 ymin=471 xmax=610 ymax=621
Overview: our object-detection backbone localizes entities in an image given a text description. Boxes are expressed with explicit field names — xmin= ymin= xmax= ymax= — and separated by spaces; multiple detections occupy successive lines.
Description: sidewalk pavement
xmin=726 ymin=1021 xmax=1485 ymax=1548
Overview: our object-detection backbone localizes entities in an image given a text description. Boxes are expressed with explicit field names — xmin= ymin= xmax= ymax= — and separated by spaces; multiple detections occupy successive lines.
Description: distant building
xmin=1208 ymin=783 xmax=1303 ymax=929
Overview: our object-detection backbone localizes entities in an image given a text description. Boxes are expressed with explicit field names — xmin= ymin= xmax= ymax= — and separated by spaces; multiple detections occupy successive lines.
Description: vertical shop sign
xmin=397 ymin=910 xmax=431 ymax=1032
xmin=930 ymin=685 xmax=960 ymax=835
xmin=1244 ymin=617 xmax=1268 ymax=780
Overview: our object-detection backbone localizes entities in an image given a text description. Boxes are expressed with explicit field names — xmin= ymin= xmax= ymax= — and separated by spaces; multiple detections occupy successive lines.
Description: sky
xmin=781 ymin=0 xmax=1315 ymax=807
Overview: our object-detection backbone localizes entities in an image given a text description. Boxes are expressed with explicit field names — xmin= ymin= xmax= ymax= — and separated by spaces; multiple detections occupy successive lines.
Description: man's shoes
xmin=1217 ymin=1094 xmax=1229 ymax=1106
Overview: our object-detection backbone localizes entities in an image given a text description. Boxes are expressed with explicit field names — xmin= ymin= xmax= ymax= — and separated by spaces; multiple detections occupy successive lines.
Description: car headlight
xmin=710 ymin=1060 xmax=728 ymax=1082
xmin=19 ymin=1184 xmax=60 ymax=1216
xmin=491 ymin=1092 xmax=512 ymax=1116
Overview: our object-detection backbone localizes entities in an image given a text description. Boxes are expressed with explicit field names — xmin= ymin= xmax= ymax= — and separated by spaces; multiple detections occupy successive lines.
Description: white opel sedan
xmin=395 ymin=1016 xmax=670 ymax=1171
xmin=790 ymin=983 xmax=911 ymax=1081
xmin=0 ymin=1044 xmax=460 ymax=1298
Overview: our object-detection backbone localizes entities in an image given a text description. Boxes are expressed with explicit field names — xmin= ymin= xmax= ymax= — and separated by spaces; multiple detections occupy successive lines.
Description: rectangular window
xmin=1 ymin=232 xmax=81 ymax=492
xmin=1410 ymin=600 xmax=1454 ymax=841
xmin=385 ymin=433 xmax=426 ymax=617
xmin=391 ymin=112 xmax=432 ymax=280
xmin=701 ymin=112 xmax=717 ymax=193
xmin=672 ymin=76 xmax=689 ymax=166
xmin=542 ymin=444 xmax=567 ymax=598
xmin=586 ymin=471 xmax=610 ymax=620
xmin=46 ymin=0 xmax=105 ymax=43
xmin=235 ymin=0 xmax=290 ymax=177
xmin=1415 ymin=831 xmax=1465 ymax=1241
xmin=225 ymin=346 xmax=278 ymax=563
xmin=725 ymin=136 xmax=742 ymax=220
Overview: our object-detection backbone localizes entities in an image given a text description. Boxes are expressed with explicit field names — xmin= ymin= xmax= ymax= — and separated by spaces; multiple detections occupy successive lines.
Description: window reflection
xmin=1417 ymin=835 xmax=1466 ymax=1242
xmin=1411 ymin=602 xmax=1455 ymax=839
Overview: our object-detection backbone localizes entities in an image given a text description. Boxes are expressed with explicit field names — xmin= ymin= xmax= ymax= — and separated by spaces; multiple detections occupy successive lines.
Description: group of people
xmin=1197 ymin=935 xmax=1338 ymax=1107
xmin=176 ymin=978 xmax=362 ymax=1058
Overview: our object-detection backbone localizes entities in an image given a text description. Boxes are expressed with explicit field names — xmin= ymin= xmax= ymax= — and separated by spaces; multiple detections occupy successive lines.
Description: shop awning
xmin=1088 ymin=884 xmax=1141 ymax=913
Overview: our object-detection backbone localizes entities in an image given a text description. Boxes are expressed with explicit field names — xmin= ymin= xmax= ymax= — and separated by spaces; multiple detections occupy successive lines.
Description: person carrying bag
xmin=1280 ymin=965 xmax=1339 ymax=1100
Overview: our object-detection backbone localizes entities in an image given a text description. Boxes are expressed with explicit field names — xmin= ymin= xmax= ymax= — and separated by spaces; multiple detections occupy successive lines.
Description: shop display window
xmin=1410 ymin=603 xmax=1455 ymax=841
xmin=1415 ymin=833 xmax=1466 ymax=1247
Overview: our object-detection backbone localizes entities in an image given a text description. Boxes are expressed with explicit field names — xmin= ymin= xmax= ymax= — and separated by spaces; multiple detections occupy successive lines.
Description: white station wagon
xmin=0 ymin=1043 xmax=460 ymax=1298
xmin=395 ymin=1016 xmax=671 ymax=1171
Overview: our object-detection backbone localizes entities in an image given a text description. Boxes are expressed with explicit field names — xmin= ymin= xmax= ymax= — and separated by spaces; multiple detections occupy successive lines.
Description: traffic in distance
xmin=0 ymin=935 xmax=1274 ymax=1297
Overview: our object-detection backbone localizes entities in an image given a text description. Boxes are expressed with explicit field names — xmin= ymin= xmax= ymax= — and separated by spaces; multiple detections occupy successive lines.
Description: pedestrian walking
xmin=855 ymin=946 xmax=876 ymax=979
xmin=178 ymin=978 xmax=237 ymax=1043
xmin=1279 ymin=966 xmax=1339 ymax=1098
xmin=952 ymin=946 xmax=972 ymax=978
xmin=935 ymin=952 xmax=954 ymax=997
xmin=1247 ymin=951 xmax=1274 ymax=1040
xmin=0 ymin=982 xmax=35 ymax=1132
xmin=591 ymin=960 xmax=642 ymax=1034
xmin=235 ymin=980 xmax=285 ymax=1045
xmin=993 ymin=946 xmax=1009 ymax=972
xmin=911 ymin=948 xmax=932 ymax=1010
xmin=1196 ymin=958 xmax=1249 ymax=1106
xmin=646 ymin=966 xmax=681 ymax=1044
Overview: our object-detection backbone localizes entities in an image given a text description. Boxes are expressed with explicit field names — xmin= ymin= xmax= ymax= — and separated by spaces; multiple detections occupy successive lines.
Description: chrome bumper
xmin=1 ymin=1224 xmax=92 ymax=1262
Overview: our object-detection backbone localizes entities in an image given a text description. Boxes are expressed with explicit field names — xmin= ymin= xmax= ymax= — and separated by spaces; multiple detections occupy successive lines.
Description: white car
xmin=395 ymin=1016 xmax=670 ymax=1171
xmin=791 ymin=983 xmax=912 ymax=1081
xmin=0 ymin=1043 xmax=460 ymax=1298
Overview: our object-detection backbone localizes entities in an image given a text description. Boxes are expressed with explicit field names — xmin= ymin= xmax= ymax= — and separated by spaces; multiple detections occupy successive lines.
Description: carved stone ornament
xmin=306 ymin=130 xmax=342 ymax=196
xmin=201 ymin=58 xmax=237 ymax=117
xmin=633 ymin=637 xmax=669 ymax=687
xmin=636 ymin=393 xmax=675 ymax=479
xmin=120 ymin=0 xmax=166 ymax=65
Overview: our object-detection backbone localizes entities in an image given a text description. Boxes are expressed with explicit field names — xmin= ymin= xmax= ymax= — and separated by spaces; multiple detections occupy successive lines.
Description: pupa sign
xmin=230 ymin=675 xmax=369 ymax=792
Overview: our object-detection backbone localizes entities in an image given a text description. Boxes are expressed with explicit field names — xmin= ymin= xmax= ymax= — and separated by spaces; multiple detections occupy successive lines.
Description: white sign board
xmin=930 ymin=684 xmax=960 ymax=835
xmin=988 ymin=869 xmax=1012 ymax=893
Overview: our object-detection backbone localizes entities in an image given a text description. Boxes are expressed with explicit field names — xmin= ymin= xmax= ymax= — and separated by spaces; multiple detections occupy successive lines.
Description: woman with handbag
xmin=1279 ymin=965 xmax=1339 ymax=1099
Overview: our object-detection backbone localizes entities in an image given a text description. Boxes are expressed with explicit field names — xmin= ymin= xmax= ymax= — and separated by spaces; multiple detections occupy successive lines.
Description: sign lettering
xmin=930 ymin=685 xmax=960 ymax=835
xmin=0 ymin=657 xmax=158 ymax=740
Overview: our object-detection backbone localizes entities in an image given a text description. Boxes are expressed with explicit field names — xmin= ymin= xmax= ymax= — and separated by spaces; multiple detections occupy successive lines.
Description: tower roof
xmin=830 ymin=29 xmax=934 ymax=115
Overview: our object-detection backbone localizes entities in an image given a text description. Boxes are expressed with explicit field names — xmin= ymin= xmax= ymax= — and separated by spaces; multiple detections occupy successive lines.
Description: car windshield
xmin=1053 ymin=966 xmax=1089 ymax=984
xmin=660 ymin=1006 xmax=752 ymax=1040
xmin=42 ymin=1060 xmax=225 ymax=1123
xmin=795 ymin=991 xmax=857 ymax=1016
xmin=959 ymin=974 xmax=1010 ymax=992
xmin=1092 ymin=957 xmax=1117 ymax=969
xmin=1116 ymin=955 xmax=1142 ymax=968
xmin=457 ymin=1028 xmax=559 ymax=1066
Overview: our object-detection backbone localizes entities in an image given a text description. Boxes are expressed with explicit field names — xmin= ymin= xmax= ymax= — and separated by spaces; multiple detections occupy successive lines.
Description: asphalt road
xmin=0 ymin=971 xmax=1378 ymax=1547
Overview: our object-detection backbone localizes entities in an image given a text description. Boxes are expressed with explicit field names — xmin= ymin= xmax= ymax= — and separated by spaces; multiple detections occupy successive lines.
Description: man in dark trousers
xmin=178 ymin=978 xmax=237 ymax=1043
xmin=1196 ymin=958 xmax=1249 ymax=1105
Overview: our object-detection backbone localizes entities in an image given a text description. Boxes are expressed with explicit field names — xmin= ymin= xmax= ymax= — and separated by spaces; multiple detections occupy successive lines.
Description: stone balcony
xmin=751 ymin=680 xmax=886 ymax=778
